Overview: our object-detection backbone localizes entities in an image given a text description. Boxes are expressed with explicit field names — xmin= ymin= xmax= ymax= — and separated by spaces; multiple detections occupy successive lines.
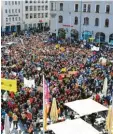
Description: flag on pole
xmin=50 ymin=98 xmax=58 ymax=123
xmin=105 ymin=106 xmax=113 ymax=134
xmin=43 ymin=76 xmax=50 ymax=132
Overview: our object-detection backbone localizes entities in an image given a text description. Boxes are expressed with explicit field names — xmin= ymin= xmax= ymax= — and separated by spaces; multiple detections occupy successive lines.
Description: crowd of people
xmin=1 ymin=32 xmax=113 ymax=133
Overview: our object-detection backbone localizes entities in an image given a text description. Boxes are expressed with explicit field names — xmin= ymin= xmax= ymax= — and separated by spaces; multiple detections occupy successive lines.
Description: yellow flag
xmin=43 ymin=105 xmax=47 ymax=131
xmin=106 ymin=106 xmax=113 ymax=134
xmin=50 ymin=98 xmax=58 ymax=122
xmin=55 ymin=44 xmax=60 ymax=49
xmin=61 ymin=68 xmax=66 ymax=72
xmin=1 ymin=79 xmax=17 ymax=92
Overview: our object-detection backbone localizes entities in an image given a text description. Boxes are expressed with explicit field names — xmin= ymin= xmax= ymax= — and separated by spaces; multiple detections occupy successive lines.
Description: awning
xmin=82 ymin=31 xmax=92 ymax=36
xmin=65 ymin=99 xmax=108 ymax=116
xmin=48 ymin=118 xmax=100 ymax=134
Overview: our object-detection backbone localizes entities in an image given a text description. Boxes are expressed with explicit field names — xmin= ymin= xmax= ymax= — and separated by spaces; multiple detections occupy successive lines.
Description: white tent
xmin=48 ymin=118 xmax=100 ymax=134
xmin=65 ymin=99 xmax=108 ymax=116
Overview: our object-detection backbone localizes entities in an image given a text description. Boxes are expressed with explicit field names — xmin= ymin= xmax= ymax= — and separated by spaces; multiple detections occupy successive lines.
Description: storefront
xmin=82 ymin=31 xmax=92 ymax=40
xmin=95 ymin=32 xmax=105 ymax=43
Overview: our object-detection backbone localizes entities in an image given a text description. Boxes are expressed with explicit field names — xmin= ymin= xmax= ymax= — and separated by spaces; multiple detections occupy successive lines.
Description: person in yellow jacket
xmin=12 ymin=113 xmax=18 ymax=129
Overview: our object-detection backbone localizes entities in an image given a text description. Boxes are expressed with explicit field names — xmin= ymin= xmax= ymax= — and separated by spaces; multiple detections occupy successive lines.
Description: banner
xmin=1 ymin=79 xmax=17 ymax=92
xmin=24 ymin=78 xmax=35 ymax=88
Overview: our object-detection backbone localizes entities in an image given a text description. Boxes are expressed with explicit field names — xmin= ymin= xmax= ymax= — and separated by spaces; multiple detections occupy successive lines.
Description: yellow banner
xmin=61 ymin=68 xmax=66 ymax=72
xmin=1 ymin=79 xmax=17 ymax=92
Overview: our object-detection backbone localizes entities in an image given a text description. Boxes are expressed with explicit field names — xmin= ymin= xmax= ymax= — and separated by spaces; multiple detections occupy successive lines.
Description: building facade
xmin=50 ymin=1 xmax=113 ymax=42
xmin=22 ymin=0 xmax=49 ymax=30
xmin=1 ymin=0 xmax=50 ymax=33
xmin=1 ymin=0 xmax=22 ymax=33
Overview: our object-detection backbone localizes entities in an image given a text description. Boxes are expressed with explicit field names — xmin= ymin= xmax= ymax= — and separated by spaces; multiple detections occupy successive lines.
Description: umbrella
xmin=105 ymin=106 xmax=113 ymax=134
xmin=50 ymin=98 xmax=58 ymax=122
xmin=4 ymin=114 xmax=10 ymax=134
xmin=102 ymin=77 xmax=108 ymax=96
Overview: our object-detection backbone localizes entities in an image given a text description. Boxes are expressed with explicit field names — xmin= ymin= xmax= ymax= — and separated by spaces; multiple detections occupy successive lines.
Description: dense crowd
xmin=1 ymin=33 xmax=113 ymax=133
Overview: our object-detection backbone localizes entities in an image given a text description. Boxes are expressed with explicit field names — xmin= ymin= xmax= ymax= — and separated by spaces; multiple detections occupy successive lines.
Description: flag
xmin=43 ymin=76 xmax=50 ymax=131
xmin=50 ymin=98 xmax=58 ymax=122
xmin=1 ymin=79 xmax=17 ymax=92
xmin=106 ymin=106 xmax=113 ymax=134
xmin=103 ymin=77 xmax=108 ymax=96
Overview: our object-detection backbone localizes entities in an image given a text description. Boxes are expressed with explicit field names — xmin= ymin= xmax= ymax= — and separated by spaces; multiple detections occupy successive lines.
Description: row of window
xmin=5 ymin=9 xmax=20 ymax=14
xmin=25 ymin=13 xmax=48 ymax=19
xmin=51 ymin=3 xmax=111 ymax=14
xmin=5 ymin=1 xmax=20 ymax=5
xmin=6 ymin=17 xmax=21 ymax=22
xmin=58 ymin=16 xmax=110 ymax=27
xmin=25 ymin=23 xmax=48 ymax=29
xmin=25 ymin=5 xmax=48 ymax=11
xmin=25 ymin=0 xmax=48 ymax=4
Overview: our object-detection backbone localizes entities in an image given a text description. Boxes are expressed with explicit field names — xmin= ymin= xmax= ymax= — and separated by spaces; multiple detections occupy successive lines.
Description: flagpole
xmin=43 ymin=75 xmax=45 ymax=134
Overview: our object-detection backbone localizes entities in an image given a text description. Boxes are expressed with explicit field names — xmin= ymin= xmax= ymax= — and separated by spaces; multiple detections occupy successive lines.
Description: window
xmin=95 ymin=18 xmax=99 ymax=26
xmin=15 ymin=17 xmax=17 ymax=21
xmin=75 ymin=17 xmax=78 ymax=25
xmin=9 ymin=18 xmax=11 ymax=21
xmin=38 ymin=13 xmax=40 ymax=18
xmin=38 ymin=6 xmax=40 ymax=11
xmin=34 ymin=6 xmax=36 ymax=11
xmin=25 ymin=0 xmax=28 ymax=3
xmin=15 ymin=9 xmax=17 ymax=13
xmin=18 ymin=9 xmax=20 ymax=13
xmin=59 ymin=16 xmax=63 ymax=23
xmin=45 ymin=13 xmax=48 ymax=18
xmin=87 ymin=4 xmax=91 ymax=12
xmin=33 ymin=23 xmax=36 ymax=27
xmin=42 ymin=0 xmax=44 ymax=3
xmin=5 ymin=1 xmax=7 ymax=5
xmin=6 ymin=18 xmax=8 ymax=22
xmin=42 ymin=13 xmax=44 ymax=18
xmin=30 ymin=13 xmax=32 ymax=19
xmin=84 ymin=17 xmax=89 ymax=25
xmin=45 ymin=0 xmax=47 ymax=3
xmin=26 ymin=14 xmax=28 ymax=19
xmin=25 ymin=6 xmax=28 ymax=11
xmin=34 ymin=0 xmax=36 ymax=3
xmin=30 ymin=0 xmax=32 ymax=3
xmin=75 ymin=4 xmax=78 ymax=12
xmin=12 ymin=17 xmax=14 ymax=21
xmin=83 ymin=4 xmax=86 ymax=12
xmin=29 ymin=24 xmax=32 ymax=28
xmin=15 ymin=1 xmax=17 ymax=5
xmin=34 ymin=13 xmax=37 ymax=18
xmin=12 ymin=1 xmax=14 ymax=5
xmin=9 ymin=1 xmax=10 ymax=5
xmin=38 ymin=0 xmax=40 ymax=3
xmin=19 ymin=17 xmax=20 ymax=21
xmin=60 ymin=3 xmax=63 ymax=11
xmin=96 ymin=5 xmax=100 ymax=13
xmin=105 ymin=19 xmax=109 ymax=27
xmin=30 ymin=6 xmax=32 ymax=11
xmin=12 ymin=9 xmax=14 ymax=13
xmin=51 ymin=3 xmax=53 ymax=11
xmin=106 ymin=5 xmax=110 ymax=13
xmin=9 ymin=9 xmax=11 ymax=13
xmin=42 ymin=6 xmax=44 ymax=11
xmin=5 ymin=9 xmax=7 ymax=13
xmin=18 ymin=1 xmax=20 ymax=5
xmin=45 ymin=5 xmax=48 ymax=10
xmin=25 ymin=24 xmax=27 ymax=29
